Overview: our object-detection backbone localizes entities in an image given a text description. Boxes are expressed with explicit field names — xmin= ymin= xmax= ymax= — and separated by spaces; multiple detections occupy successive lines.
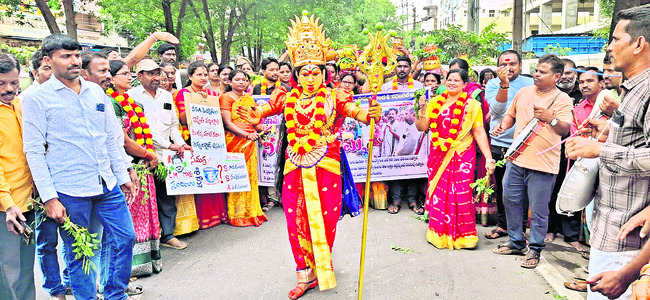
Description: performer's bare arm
xmin=123 ymin=32 xmax=179 ymax=68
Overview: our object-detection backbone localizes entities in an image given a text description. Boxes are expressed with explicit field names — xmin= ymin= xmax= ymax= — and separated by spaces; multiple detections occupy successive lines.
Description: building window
xmin=489 ymin=10 xmax=495 ymax=17
xmin=503 ymin=10 xmax=510 ymax=17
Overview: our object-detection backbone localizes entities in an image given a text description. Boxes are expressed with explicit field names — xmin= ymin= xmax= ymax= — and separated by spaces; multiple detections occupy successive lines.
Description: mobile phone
xmin=19 ymin=220 xmax=34 ymax=245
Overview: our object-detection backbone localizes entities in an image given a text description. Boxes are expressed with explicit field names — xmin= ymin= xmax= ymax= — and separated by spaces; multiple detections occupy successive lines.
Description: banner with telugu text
xmin=164 ymin=94 xmax=251 ymax=195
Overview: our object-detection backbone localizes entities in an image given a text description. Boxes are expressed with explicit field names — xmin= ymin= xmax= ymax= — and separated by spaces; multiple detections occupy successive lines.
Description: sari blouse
xmin=219 ymin=92 xmax=255 ymax=134
xmin=429 ymin=97 xmax=483 ymax=151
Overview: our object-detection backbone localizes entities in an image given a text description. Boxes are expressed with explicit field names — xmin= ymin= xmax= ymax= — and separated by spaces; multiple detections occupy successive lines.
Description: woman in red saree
xmin=416 ymin=69 xmax=495 ymax=250
xmin=174 ymin=61 xmax=228 ymax=229
xmin=237 ymin=12 xmax=382 ymax=299
xmin=219 ymin=70 xmax=268 ymax=227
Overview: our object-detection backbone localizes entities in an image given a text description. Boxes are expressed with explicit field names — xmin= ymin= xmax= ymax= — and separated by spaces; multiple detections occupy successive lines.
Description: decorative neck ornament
xmin=261 ymin=77 xmax=281 ymax=95
xmin=392 ymin=75 xmax=413 ymax=90
xmin=285 ymin=87 xmax=327 ymax=155
xmin=107 ymin=88 xmax=154 ymax=152
xmin=427 ymin=91 xmax=468 ymax=152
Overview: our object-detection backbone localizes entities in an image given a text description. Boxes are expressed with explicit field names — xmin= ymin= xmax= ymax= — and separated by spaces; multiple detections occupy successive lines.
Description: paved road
xmin=38 ymin=206 xmax=577 ymax=300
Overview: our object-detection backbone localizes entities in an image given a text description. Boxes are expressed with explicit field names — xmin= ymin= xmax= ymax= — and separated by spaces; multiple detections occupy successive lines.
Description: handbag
xmin=556 ymin=157 xmax=599 ymax=216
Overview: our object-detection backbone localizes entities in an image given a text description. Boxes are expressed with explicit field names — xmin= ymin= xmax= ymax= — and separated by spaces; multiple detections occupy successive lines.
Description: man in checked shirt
xmin=566 ymin=6 xmax=650 ymax=300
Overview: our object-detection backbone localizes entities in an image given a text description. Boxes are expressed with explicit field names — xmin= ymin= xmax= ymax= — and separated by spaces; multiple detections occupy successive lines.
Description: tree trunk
xmin=200 ymin=0 xmax=218 ymax=64
xmin=34 ymin=0 xmax=61 ymax=34
xmin=512 ymin=0 xmax=523 ymax=52
xmin=162 ymin=0 xmax=175 ymax=34
xmin=62 ymin=0 xmax=77 ymax=40
xmin=220 ymin=3 xmax=254 ymax=65
xmin=175 ymin=0 xmax=189 ymax=60
xmin=608 ymin=0 xmax=642 ymax=43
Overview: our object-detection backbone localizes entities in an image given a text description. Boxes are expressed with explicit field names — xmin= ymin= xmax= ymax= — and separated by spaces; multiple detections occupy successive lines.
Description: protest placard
xmin=253 ymin=95 xmax=281 ymax=186
xmin=164 ymin=93 xmax=251 ymax=195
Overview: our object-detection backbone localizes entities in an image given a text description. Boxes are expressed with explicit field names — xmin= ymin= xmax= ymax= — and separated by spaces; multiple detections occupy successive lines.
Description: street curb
xmin=537 ymin=255 xmax=586 ymax=300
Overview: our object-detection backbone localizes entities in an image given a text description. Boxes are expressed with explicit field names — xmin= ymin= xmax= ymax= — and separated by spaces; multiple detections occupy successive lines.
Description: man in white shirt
xmin=128 ymin=59 xmax=190 ymax=250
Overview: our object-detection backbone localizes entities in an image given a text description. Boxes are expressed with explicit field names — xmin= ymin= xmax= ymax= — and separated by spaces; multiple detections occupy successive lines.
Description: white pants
xmin=588 ymin=248 xmax=640 ymax=299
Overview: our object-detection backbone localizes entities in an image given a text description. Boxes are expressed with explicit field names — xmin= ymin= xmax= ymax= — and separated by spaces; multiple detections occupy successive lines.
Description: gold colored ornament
xmin=285 ymin=11 xmax=330 ymax=68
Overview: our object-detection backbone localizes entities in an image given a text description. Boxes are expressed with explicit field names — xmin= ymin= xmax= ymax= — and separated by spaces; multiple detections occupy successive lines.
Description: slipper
xmin=485 ymin=228 xmax=508 ymax=239
xmin=580 ymin=250 xmax=590 ymax=260
xmin=388 ymin=203 xmax=401 ymax=214
xmin=493 ymin=242 xmax=528 ymax=255
xmin=409 ymin=203 xmax=424 ymax=215
xmin=521 ymin=251 xmax=540 ymax=269
xmin=126 ymin=284 xmax=144 ymax=296
xmin=162 ymin=238 xmax=187 ymax=250
xmin=564 ymin=281 xmax=587 ymax=292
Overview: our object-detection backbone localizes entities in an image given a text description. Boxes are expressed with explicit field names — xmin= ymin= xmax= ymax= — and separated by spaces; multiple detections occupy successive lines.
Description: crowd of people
xmin=1 ymin=6 xmax=650 ymax=300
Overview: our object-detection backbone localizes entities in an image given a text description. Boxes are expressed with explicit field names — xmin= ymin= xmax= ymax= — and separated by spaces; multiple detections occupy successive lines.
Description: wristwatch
xmin=549 ymin=118 xmax=558 ymax=126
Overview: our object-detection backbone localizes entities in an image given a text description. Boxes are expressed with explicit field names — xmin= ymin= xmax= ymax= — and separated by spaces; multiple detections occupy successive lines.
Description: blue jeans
xmin=503 ymin=162 xmax=556 ymax=253
xmin=57 ymin=184 xmax=135 ymax=300
xmin=35 ymin=211 xmax=103 ymax=297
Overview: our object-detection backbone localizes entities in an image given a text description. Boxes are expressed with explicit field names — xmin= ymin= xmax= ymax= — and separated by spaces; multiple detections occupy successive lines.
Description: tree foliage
xmin=412 ymin=23 xmax=509 ymax=66
xmin=97 ymin=0 xmax=400 ymax=64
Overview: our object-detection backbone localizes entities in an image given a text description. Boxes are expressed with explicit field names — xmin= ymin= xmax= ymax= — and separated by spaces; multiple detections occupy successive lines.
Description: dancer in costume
xmin=415 ymin=69 xmax=495 ymax=250
xmin=220 ymin=69 xmax=268 ymax=227
xmin=237 ymin=11 xmax=382 ymax=299
xmin=174 ymin=61 xmax=228 ymax=229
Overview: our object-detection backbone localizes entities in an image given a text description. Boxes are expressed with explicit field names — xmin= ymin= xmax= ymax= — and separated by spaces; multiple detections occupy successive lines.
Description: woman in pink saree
xmin=416 ymin=69 xmax=495 ymax=250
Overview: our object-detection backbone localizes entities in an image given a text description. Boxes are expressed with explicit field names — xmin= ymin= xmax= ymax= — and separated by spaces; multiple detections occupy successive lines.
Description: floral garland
xmin=427 ymin=91 xmax=468 ymax=152
xmin=285 ymin=87 xmax=327 ymax=155
xmin=261 ymin=77 xmax=281 ymax=95
xmin=106 ymin=88 xmax=154 ymax=152
xmin=392 ymin=75 xmax=413 ymax=90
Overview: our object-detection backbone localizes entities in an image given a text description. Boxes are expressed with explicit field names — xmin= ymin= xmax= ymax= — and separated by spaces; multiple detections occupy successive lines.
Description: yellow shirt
xmin=0 ymin=100 xmax=33 ymax=212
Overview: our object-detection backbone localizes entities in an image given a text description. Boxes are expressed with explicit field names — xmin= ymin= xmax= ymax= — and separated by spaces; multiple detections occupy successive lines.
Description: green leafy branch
xmin=390 ymin=244 xmax=414 ymax=254
xmin=29 ymin=199 xmax=99 ymax=274
xmin=413 ymin=88 xmax=427 ymax=118
xmin=132 ymin=163 xmax=151 ymax=205
xmin=153 ymin=163 xmax=169 ymax=182
xmin=470 ymin=158 xmax=507 ymax=202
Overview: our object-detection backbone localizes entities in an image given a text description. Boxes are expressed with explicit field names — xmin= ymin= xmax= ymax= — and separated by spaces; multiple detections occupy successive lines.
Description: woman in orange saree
xmin=219 ymin=70 xmax=268 ymax=227
xmin=174 ymin=61 xmax=228 ymax=229
xmin=415 ymin=69 xmax=495 ymax=250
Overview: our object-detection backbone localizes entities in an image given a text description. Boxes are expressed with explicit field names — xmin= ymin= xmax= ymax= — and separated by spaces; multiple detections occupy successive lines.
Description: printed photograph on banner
xmin=346 ymin=90 xmax=429 ymax=182
xmin=163 ymin=150 xmax=251 ymax=195
xmin=253 ymin=95 xmax=281 ymax=186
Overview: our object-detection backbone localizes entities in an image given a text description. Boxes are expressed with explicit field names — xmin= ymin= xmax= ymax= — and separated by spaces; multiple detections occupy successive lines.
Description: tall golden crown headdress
xmin=286 ymin=10 xmax=330 ymax=67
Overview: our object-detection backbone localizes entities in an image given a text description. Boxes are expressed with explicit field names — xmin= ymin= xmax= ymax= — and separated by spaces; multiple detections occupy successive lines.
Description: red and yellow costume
xmin=253 ymin=12 xmax=371 ymax=294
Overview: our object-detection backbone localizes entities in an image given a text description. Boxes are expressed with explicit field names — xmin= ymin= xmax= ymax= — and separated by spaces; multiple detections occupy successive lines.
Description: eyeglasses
xmin=341 ymin=81 xmax=355 ymax=85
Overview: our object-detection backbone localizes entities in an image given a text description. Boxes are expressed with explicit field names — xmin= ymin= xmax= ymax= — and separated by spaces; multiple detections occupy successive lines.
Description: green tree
xmin=412 ymin=23 xmax=509 ymax=65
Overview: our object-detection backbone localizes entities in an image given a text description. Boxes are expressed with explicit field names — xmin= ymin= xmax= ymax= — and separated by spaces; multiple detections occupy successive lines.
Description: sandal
xmin=580 ymin=250 xmax=590 ymax=260
xmin=388 ymin=203 xmax=401 ymax=214
xmin=288 ymin=269 xmax=318 ymax=300
xmin=409 ymin=203 xmax=424 ymax=215
xmin=162 ymin=237 xmax=187 ymax=250
xmin=521 ymin=250 xmax=540 ymax=269
xmin=493 ymin=242 xmax=528 ymax=255
xmin=126 ymin=284 xmax=144 ymax=296
xmin=564 ymin=281 xmax=588 ymax=292
xmin=485 ymin=227 xmax=508 ymax=239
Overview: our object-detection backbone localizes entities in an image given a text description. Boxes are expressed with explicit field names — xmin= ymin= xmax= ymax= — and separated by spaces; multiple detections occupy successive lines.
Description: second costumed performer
xmin=237 ymin=11 xmax=382 ymax=300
